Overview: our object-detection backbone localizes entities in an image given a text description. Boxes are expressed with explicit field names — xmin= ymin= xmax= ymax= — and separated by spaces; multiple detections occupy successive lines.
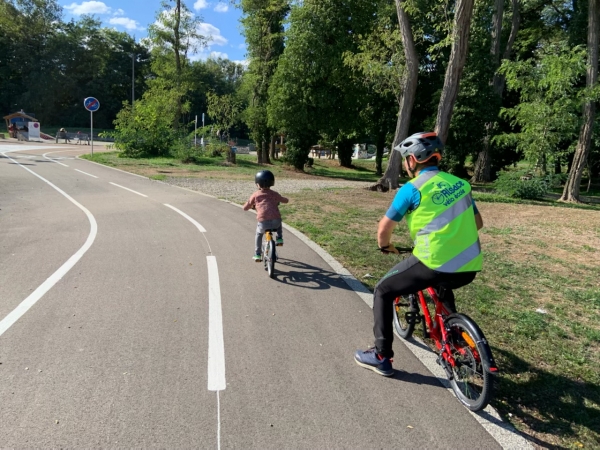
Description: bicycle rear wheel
xmin=393 ymin=295 xmax=417 ymax=339
xmin=445 ymin=316 xmax=492 ymax=411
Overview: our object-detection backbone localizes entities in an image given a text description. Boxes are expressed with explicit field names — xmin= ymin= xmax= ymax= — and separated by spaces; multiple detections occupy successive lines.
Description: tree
xmin=268 ymin=0 xmax=376 ymax=170
xmin=378 ymin=0 xmax=419 ymax=190
xmin=240 ymin=0 xmax=288 ymax=164
xmin=206 ymin=91 xmax=242 ymax=143
xmin=343 ymin=1 xmax=403 ymax=177
xmin=434 ymin=0 xmax=476 ymax=145
xmin=471 ymin=0 xmax=521 ymax=183
xmin=495 ymin=43 xmax=586 ymax=172
xmin=147 ymin=0 xmax=205 ymax=129
xmin=560 ymin=0 xmax=599 ymax=202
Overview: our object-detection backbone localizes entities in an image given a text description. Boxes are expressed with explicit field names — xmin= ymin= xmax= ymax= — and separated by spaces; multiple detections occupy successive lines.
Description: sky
xmin=60 ymin=0 xmax=247 ymax=63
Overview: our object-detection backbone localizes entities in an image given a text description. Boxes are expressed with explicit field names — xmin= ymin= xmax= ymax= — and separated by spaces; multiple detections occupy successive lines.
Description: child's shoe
xmin=252 ymin=254 xmax=262 ymax=262
xmin=276 ymin=238 xmax=284 ymax=246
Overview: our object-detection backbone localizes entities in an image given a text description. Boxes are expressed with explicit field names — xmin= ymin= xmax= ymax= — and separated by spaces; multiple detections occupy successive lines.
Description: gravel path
xmin=165 ymin=177 xmax=371 ymax=204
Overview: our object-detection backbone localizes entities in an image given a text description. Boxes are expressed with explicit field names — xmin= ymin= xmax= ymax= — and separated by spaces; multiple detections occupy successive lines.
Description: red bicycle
xmin=392 ymin=248 xmax=499 ymax=411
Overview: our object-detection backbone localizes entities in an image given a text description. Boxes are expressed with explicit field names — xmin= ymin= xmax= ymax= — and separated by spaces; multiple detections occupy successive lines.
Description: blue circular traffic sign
xmin=84 ymin=97 xmax=100 ymax=112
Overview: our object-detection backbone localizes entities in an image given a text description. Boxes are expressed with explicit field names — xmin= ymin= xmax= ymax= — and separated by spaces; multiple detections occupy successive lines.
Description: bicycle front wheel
xmin=267 ymin=239 xmax=276 ymax=278
xmin=393 ymin=295 xmax=417 ymax=340
xmin=445 ymin=316 xmax=493 ymax=411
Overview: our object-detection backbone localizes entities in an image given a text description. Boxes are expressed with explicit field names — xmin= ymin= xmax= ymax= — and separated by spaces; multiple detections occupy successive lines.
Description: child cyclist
xmin=243 ymin=170 xmax=289 ymax=261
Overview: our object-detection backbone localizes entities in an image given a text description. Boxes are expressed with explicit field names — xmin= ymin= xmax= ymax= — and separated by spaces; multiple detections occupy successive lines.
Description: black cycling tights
xmin=372 ymin=255 xmax=477 ymax=358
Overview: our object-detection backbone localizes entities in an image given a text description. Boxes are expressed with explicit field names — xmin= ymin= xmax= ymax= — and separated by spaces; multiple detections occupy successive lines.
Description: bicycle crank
xmin=437 ymin=356 xmax=454 ymax=380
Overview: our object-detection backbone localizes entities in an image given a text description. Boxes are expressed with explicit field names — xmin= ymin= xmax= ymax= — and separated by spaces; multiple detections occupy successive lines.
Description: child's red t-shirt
xmin=246 ymin=189 xmax=286 ymax=221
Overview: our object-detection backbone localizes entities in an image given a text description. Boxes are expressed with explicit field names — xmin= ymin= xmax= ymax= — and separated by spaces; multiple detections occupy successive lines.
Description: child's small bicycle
xmin=391 ymin=247 xmax=499 ymax=411
xmin=261 ymin=229 xmax=279 ymax=278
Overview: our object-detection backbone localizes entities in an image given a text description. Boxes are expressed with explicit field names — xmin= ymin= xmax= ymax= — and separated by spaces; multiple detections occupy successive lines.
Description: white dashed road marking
xmin=75 ymin=169 xmax=98 ymax=178
xmin=109 ymin=182 xmax=148 ymax=197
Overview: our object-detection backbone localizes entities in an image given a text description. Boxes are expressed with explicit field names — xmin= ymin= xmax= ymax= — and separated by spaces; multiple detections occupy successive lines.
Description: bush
xmin=206 ymin=141 xmax=228 ymax=157
xmin=172 ymin=139 xmax=205 ymax=163
xmin=494 ymin=170 xmax=564 ymax=200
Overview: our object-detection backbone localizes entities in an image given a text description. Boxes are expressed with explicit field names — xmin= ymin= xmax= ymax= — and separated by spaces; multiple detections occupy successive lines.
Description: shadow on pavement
xmin=272 ymin=258 xmax=358 ymax=292
xmin=391 ymin=370 xmax=446 ymax=388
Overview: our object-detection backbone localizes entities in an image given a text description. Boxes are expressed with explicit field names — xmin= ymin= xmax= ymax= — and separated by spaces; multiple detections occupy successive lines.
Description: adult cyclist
xmin=355 ymin=131 xmax=484 ymax=377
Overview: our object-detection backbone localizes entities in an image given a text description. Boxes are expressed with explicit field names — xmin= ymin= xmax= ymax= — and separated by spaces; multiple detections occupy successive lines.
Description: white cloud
xmin=113 ymin=8 xmax=125 ymax=16
xmin=64 ymin=1 xmax=111 ymax=15
xmin=238 ymin=43 xmax=246 ymax=49
xmin=109 ymin=17 xmax=144 ymax=31
xmin=189 ymin=50 xmax=228 ymax=61
xmin=198 ymin=23 xmax=227 ymax=46
xmin=214 ymin=3 xmax=228 ymax=12
xmin=209 ymin=51 xmax=228 ymax=59
xmin=194 ymin=0 xmax=209 ymax=9
xmin=233 ymin=59 xmax=249 ymax=67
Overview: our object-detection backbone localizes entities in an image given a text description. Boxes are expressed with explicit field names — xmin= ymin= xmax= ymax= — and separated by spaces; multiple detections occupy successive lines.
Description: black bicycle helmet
xmin=393 ymin=131 xmax=444 ymax=163
xmin=255 ymin=170 xmax=275 ymax=188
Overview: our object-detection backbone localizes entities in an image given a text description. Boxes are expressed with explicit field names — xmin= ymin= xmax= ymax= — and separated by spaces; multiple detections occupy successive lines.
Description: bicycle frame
xmin=414 ymin=288 xmax=496 ymax=374
xmin=415 ymin=288 xmax=453 ymax=352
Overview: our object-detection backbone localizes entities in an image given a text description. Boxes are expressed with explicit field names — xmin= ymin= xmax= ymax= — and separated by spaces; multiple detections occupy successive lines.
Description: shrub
xmin=206 ymin=141 xmax=228 ymax=157
xmin=494 ymin=170 xmax=563 ymax=200
xmin=172 ymin=139 xmax=205 ymax=163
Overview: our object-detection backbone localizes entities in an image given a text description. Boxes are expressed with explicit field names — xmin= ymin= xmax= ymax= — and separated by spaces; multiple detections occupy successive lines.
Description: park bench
xmin=75 ymin=133 xmax=90 ymax=145
xmin=56 ymin=131 xmax=70 ymax=143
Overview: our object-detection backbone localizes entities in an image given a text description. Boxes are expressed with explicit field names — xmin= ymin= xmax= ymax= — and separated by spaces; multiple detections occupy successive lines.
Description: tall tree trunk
xmin=560 ymin=0 xmax=598 ymax=202
xmin=372 ymin=0 xmax=418 ymax=191
xmin=270 ymin=134 xmax=276 ymax=160
xmin=434 ymin=0 xmax=475 ymax=145
xmin=265 ymin=135 xmax=272 ymax=164
xmin=173 ymin=0 xmax=182 ymax=129
xmin=338 ymin=138 xmax=353 ymax=168
xmin=376 ymin=132 xmax=386 ymax=176
xmin=472 ymin=0 xmax=520 ymax=183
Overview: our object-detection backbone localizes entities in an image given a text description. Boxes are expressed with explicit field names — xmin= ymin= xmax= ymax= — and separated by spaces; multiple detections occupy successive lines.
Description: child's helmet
xmin=255 ymin=170 xmax=275 ymax=188
xmin=393 ymin=132 xmax=444 ymax=163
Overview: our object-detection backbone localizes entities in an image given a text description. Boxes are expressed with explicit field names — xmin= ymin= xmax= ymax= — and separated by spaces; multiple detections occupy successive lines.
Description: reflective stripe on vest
xmin=436 ymin=239 xmax=482 ymax=272
xmin=406 ymin=171 xmax=482 ymax=273
xmin=410 ymin=170 xmax=439 ymax=189
xmin=416 ymin=194 xmax=473 ymax=237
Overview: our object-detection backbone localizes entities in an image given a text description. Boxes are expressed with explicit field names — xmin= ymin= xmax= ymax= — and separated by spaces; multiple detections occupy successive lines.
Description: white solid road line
xmin=42 ymin=151 xmax=70 ymax=167
xmin=164 ymin=204 xmax=207 ymax=232
xmin=75 ymin=169 xmax=98 ymax=178
xmin=207 ymin=255 xmax=226 ymax=392
xmin=109 ymin=182 xmax=148 ymax=197
xmin=0 ymin=154 xmax=98 ymax=337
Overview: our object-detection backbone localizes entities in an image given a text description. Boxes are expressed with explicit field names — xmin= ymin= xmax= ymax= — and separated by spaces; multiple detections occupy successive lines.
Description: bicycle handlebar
xmin=378 ymin=245 xmax=413 ymax=254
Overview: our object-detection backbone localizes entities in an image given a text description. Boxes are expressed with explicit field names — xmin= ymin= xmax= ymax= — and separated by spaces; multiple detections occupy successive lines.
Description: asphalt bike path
xmin=0 ymin=144 xmax=508 ymax=448
xmin=1 ymin=147 xmax=217 ymax=447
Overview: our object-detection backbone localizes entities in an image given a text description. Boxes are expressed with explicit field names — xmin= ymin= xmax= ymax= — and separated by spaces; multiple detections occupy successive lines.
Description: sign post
xmin=84 ymin=97 xmax=100 ymax=156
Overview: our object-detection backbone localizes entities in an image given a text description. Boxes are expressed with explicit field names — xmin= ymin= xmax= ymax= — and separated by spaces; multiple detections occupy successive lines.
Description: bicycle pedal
xmin=404 ymin=311 xmax=421 ymax=325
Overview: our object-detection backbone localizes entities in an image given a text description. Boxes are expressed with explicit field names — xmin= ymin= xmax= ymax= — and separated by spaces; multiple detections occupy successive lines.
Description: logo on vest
xmin=431 ymin=180 xmax=466 ymax=206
